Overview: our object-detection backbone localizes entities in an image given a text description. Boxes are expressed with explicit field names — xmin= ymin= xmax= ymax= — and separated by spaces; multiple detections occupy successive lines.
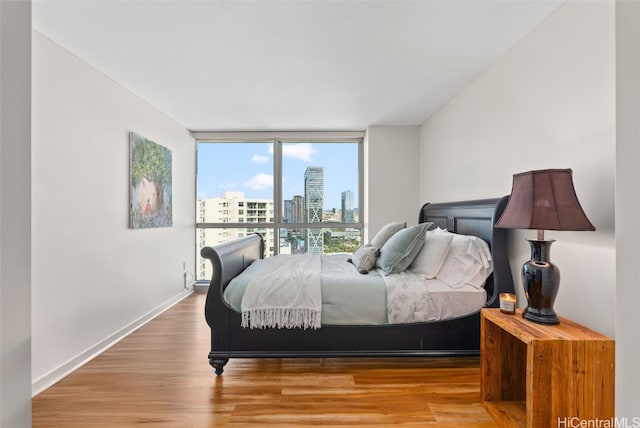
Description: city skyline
xmin=197 ymin=142 xmax=358 ymax=210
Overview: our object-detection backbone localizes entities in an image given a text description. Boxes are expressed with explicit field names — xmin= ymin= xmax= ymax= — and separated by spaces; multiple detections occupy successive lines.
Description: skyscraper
xmin=304 ymin=166 xmax=324 ymax=254
xmin=341 ymin=190 xmax=355 ymax=223
xmin=285 ymin=195 xmax=306 ymax=254
xmin=283 ymin=199 xmax=292 ymax=223
xmin=291 ymin=195 xmax=305 ymax=223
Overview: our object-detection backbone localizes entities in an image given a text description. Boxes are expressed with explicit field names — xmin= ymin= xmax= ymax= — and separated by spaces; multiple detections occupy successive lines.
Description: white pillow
xmin=430 ymin=227 xmax=448 ymax=234
xmin=409 ymin=231 xmax=453 ymax=278
xmin=436 ymin=233 xmax=493 ymax=288
xmin=467 ymin=237 xmax=493 ymax=287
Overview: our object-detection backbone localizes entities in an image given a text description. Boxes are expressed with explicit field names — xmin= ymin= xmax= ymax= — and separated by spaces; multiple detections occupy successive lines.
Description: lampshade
xmin=496 ymin=168 xmax=595 ymax=324
xmin=495 ymin=169 xmax=595 ymax=232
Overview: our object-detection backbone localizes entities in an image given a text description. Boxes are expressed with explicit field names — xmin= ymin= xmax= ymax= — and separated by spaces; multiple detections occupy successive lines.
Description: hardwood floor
xmin=32 ymin=293 xmax=498 ymax=427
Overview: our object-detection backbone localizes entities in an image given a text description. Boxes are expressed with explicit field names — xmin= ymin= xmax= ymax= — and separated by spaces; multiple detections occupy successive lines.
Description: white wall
xmin=1 ymin=2 xmax=32 ymax=426
xmin=31 ymin=32 xmax=195 ymax=393
xmin=615 ymin=0 xmax=640 ymax=418
xmin=365 ymin=126 xmax=421 ymax=239
xmin=419 ymin=0 xmax=615 ymax=338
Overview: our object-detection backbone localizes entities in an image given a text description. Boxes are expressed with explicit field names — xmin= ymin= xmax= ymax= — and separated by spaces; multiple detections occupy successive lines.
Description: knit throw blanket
xmin=241 ymin=254 xmax=322 ymax=330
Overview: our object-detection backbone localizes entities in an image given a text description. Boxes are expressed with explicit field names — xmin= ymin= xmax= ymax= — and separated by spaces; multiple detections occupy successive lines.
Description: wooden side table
xmin=480 ymin=308 xmax=614 ymax=428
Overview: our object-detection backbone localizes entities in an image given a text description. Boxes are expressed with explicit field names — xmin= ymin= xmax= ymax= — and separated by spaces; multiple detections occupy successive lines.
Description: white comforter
xmin=383 ymin=271 xmax=487 ymax=323
xmin=241 ymin=254 xmax=322 ymax=329
xmin=384 ymin=270 xmax=433 ymax=323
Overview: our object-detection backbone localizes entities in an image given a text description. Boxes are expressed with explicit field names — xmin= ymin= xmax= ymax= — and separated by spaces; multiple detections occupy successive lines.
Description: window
xmin=195 ymin=133 xmax=364 ymax=281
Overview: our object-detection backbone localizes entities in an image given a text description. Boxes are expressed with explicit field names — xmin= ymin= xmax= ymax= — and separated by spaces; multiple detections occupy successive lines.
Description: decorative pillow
xmin=348 ymin=245 xmax=381 ymax=274
xmin=376 ymin=222 xmax=433 ymax=276
xmin=436 ymin=233 xmax=493 ymax=288
xmin=369 ymin=222 xmax=405 ymax=248
xmin=409 ymin=231 xmax=454 ymax=278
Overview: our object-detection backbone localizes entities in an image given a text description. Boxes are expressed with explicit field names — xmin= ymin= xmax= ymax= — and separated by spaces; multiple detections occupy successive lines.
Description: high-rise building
xmin=341 ymin=190 xmax=355 ymax=223
xmin=196 ymin=191 xmax=274 ymax=280
xmin=304 ymin=167 xmax=324 ymax=254
xmin=291 ymin=195 xmax=305 ymax=223
xmin=283 ymin=195 xmax=306 ymax=254
xmin=283 ymin=199 xmax=292 ymax=223
xmin=285 ymin=195 xmax=305 ymax=224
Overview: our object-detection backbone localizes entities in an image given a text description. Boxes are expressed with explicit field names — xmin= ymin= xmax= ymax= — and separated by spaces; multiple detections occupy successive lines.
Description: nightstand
xmin=480 ymin=308 xmax=614 ymax=428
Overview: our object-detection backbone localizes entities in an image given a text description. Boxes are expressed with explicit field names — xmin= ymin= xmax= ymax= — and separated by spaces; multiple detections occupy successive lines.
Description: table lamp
xmin=495 ymin=169 xmax=595 ymax=324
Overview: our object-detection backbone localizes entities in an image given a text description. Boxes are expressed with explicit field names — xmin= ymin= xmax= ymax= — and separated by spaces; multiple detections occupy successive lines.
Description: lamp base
xmin=523 ymin=306 xmax=559 ymax=324
xmin=522 ymin=239 xmax=561 ymax=325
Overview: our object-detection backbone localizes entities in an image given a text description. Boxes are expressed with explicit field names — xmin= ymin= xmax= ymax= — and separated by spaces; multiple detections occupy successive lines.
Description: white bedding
xmin=224 ymin=254 xmax=388 ymax=325
xmin=223 ymin=253 xmax=487 ymax=327
xmin=383 ymin=270 xmax=486 ymax=323
xmin=422 ymin=279 xmax=487 ymax=321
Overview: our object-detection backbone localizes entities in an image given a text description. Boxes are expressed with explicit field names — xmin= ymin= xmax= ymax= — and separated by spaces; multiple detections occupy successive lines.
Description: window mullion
xmin=273 ymin=139 xmax=282 ymax=255
xmin=358 ymin=138 xmax=365 ymax=241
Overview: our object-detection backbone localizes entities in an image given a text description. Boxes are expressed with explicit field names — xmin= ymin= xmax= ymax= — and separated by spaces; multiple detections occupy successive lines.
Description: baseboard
xmin=32 ymin=289 xmax=193 ymax=397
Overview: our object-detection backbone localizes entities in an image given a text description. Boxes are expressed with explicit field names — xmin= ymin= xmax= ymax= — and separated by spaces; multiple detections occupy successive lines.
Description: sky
xmin=197 ymin=142 xmax=359 ymax=211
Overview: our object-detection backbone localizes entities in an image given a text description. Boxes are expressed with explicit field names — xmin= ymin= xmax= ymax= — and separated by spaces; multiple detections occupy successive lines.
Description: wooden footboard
xmin=201 ymin=233 xmax=264 ymax=367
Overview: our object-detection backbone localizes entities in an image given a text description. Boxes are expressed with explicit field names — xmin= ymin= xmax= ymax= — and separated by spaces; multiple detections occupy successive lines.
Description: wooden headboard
xmin=418 ymin=196 xmax=514 ymax=307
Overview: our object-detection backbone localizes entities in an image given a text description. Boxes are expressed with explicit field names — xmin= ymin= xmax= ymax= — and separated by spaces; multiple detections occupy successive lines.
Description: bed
xmin=201 ymin=196 xmax=514 ymax=375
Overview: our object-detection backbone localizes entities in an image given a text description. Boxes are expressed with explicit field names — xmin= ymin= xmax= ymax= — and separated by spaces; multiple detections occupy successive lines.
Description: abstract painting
xmin=129 ymin=132 xmax=172 ymax=228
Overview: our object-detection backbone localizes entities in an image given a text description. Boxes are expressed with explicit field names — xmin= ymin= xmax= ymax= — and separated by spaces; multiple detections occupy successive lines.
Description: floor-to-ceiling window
xmin=194 ymin=132 xmax=364 ymax=282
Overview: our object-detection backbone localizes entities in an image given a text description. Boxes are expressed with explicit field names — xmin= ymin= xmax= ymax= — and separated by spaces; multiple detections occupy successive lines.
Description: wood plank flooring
xmin=32 ymin=293 xmax=498 ymax=427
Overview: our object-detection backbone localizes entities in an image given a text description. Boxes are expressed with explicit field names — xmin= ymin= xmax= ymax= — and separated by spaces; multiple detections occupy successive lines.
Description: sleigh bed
xmin=201 ymin=196 xmax=514 ymax=375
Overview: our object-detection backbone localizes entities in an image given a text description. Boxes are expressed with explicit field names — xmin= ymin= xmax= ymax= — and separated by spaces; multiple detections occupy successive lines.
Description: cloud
xmin=268 ymin=143 xmax=317 ymax=161
xmin=244 ymin=173 xmax=273 ymax=190
xmin=252 ymin=154 xmax=269 ymax=164
xmin=284 ymin=144 xmax=317 ymax=161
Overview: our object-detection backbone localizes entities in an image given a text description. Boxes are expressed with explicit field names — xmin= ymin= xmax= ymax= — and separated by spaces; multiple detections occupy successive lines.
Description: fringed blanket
xmin=241 ymin=254 xmax=322 ymax=329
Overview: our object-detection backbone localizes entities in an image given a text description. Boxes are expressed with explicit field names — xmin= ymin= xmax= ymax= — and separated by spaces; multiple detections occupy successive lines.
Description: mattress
xmin=223 ymin=253 xmax=487 ymax=326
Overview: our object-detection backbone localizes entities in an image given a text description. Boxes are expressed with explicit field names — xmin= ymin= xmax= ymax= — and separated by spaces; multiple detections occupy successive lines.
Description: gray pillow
xmin=348 ymin=245 xmax=381 ymax=274
xmin=370 ymin=222 xmax=405 ymax=248
xmin=376 ymin=222 xmax=433 ymax=275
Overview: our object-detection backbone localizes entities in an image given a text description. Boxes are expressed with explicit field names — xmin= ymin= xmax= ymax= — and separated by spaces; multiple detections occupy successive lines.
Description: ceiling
xmin=32 ymin=0 xmax=564 ymax=132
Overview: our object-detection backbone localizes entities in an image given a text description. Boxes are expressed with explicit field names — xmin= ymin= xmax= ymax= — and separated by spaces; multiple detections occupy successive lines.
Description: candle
xmin=499 ymin=293 xmax=516 ymax=314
